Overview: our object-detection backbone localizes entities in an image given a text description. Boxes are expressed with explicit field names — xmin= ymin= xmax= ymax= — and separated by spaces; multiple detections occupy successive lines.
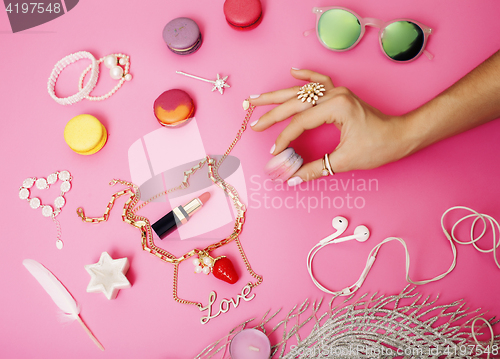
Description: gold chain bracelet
xmin=77 ymin=102 xmax=263 ymax=323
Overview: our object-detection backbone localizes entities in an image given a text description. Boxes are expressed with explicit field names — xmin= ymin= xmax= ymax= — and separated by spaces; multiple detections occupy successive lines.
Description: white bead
xmin=202 ymin=266 xmax=211 ymax=275
xmin=42 ymin=205 xmax=53 ymax=217
xmin=19 ymin=188 xmax=30 ymax=200
xmin=47 ymin=173 xmax=58 ymax=184
xmin=30 ymin=198 xmax=40 ymax=209
xmin=56 ymin=240 xmax=64 ymax=250
xmin=110 ymin=66 xmax=124 ymax=80
xmin=36 ymin=178 xmax=48 ymax=190
xmin=119 ymin=57 xmax=128 ymax=66
xmin=59 ymin=170 xmax=70 ymax=181
xmin=61 ymin=181 xmax=71 ymax=193
xmin=54 ymin=196 xmax=65 ymax=209
xmin=124 ymin=73 xmax=132 ymax=81
xmin=104 ymin=55 xmax=117 ymax=69
xmin=203 ymin=257 xmax=212 ymax=266
xmin=194 ymin=266 xmax=202 ymax=274
xmin=23 ymin=178 xmax=35 ymax=188
xmin=193 ymin=258 xmax=200 ymax=266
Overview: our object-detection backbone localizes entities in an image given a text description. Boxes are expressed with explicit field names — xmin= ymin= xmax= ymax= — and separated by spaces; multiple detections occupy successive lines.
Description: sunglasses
xmin=311 ymin=7 xmax=433 ymax=62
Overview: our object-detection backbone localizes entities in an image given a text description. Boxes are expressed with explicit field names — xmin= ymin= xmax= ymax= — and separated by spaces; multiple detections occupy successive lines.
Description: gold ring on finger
xmin=322 ymin=154 xmax=335 ymax=176
xmin=297 ymin=82 xmax=325 ymax=106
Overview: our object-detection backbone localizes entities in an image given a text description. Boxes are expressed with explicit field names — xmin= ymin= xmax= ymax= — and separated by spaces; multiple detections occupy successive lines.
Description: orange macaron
xmin=153 ymin=89 xmax=195 ymax=127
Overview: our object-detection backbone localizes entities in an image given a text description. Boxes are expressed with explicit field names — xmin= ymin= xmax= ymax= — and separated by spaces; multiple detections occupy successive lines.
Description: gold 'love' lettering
xmin=199 ymin=283 xmax=256 ymax=324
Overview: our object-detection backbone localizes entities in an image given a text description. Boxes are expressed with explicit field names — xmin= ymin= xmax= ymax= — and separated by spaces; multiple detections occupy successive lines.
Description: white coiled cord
xmin=307 ymin=206 xmax=500 ymax=296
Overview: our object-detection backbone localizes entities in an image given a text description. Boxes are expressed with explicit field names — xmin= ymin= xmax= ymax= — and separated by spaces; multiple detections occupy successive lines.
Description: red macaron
xmin=223 ymin=0 xmax=263 ymax=31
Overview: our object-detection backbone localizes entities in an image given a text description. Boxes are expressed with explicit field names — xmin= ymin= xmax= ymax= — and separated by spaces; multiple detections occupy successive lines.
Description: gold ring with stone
xmin=297 ymin=82 xmax=326 ymax=106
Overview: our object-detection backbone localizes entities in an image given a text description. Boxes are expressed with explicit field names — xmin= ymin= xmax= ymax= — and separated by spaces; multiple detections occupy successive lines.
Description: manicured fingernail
xmin=249 ymin=94 xmax=260 ymax=99
xmin=270 ymin=144 xmax=276 ymax=154
xmin=250 ymin=120 xmax=259 ymax=127
xmin=291 ymin=67 xmax=300 ymax=70
xmin=287 ymin=177 xmax=303 ymax=187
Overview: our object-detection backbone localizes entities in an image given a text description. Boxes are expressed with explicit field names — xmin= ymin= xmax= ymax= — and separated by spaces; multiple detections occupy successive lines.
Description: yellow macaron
xmin=64 ymin=114 xmax=107 ymax=155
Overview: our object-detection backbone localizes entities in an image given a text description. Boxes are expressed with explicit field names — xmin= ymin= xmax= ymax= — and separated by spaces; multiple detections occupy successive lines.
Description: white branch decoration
xmin=195 ymin=286 xmax=499 ymax=358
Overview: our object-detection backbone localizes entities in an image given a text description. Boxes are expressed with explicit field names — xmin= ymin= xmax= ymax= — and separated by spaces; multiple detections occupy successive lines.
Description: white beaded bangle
xmin=79 ymin=54 xmax=132 ymax=101
xmin=47 ymin=51 xmax=132 ymax=105
xmin=47 ymin=51 xmax=99 ymax=105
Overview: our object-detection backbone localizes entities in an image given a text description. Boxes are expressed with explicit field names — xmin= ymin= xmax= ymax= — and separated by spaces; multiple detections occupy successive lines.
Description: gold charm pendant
xmin=193 ymin=252 xmax=239 ymax=284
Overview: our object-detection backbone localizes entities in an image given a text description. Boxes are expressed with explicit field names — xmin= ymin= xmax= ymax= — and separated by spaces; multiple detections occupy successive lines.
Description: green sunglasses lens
xmin=318 ymin=9 xmax=361 ymax=50
xmin=381 ymin=21 xmax=424 ymax=61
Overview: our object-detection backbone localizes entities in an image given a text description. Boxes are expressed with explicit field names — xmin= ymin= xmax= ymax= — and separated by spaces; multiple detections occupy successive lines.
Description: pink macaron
xmin=223 ymin=0 xmax=263 ymax=31
xmin=265 ymin=148 xmax=303 ymax=181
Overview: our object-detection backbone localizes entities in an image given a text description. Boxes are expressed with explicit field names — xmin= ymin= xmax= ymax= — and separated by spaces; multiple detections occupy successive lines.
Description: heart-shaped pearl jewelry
xmin=19 ymin=170 xmax=72 ymax=249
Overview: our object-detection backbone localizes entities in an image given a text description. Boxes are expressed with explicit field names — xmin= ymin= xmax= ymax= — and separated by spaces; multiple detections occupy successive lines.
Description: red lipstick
xmin=152 ymin=192 xmax=211 ymax=239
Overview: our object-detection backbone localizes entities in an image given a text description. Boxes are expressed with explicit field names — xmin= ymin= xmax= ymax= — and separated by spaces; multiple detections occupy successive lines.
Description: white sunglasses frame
xmin=311 ymin=6 xmax=434 ymax=62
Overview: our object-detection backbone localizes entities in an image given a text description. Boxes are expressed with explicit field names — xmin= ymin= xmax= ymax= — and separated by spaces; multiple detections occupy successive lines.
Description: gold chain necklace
xmin=76 ymin=103 xmax=263 ymax=324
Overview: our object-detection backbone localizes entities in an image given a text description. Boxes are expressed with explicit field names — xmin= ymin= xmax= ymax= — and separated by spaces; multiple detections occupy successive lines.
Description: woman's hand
xmin=249 ymin=69 xmax=416 ymax=185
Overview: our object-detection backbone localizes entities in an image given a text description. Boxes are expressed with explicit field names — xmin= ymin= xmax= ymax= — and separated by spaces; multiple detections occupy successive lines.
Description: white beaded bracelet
xmin=47 ymin=51 xmax=99 ymax=105
xmin=47 ymin=51 xmax=132 ymax=105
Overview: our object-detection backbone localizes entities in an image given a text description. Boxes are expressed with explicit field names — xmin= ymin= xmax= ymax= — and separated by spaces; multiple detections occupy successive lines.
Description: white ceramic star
xmin=85 ymin=252 xmax=131 ymax=300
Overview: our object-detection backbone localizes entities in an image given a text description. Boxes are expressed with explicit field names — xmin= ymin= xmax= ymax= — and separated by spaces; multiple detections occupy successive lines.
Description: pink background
xmin=1 ymin=0 xmax=500 ymax=357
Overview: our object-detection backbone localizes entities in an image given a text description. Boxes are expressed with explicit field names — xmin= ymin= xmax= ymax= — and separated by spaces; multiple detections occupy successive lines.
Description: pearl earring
xmin=103 ymin=54 xmax=133 ymax=81
xmin=78 ymin=53 xmax=133 ymax=101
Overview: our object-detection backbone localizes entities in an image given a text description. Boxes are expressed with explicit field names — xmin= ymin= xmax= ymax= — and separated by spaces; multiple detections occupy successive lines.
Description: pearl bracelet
xmin=47 ymin=51 xmax=132 ymax=105
xmin=79 ymin=54 xmax=132 ymax=102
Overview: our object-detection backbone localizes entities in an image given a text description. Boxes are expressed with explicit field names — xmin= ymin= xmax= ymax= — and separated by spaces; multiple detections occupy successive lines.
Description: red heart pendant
xmin=212 ymin=257 xmax=239 ymax=284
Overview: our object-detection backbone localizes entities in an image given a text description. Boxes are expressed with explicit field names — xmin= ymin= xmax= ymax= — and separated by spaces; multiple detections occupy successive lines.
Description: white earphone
xmin=318 ymin=216 xmax=348 ymax=244
xmin=307 ymin=207 xmax=500 ymax=297
xmin=308 ymin=216 xmax=373 ymax=296
xmin=319 ymin=216 xmax=370 ymax=244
